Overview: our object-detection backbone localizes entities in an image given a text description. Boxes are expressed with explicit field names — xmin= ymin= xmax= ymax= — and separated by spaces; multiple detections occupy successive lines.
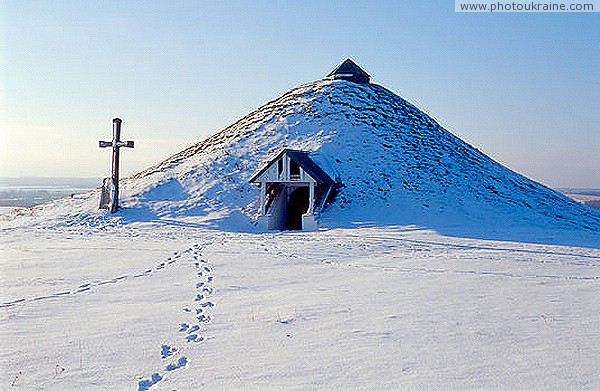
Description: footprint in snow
xmin=138 ymin=373 xmax=162 ymax=391
xmin=53 ymin=291 xmax=71 ymax=296
xmin=165 ymin=357 xmax=188 ymax=371
xmin=160 ymin=345 xmax=177 ymax=359
xmin=33 ymin=295 xmax=54 ymax=301
xmin=186 ymin=334 xmax=200 ymax=342
xmin=0 ymin=298 xmax=26 ymax=308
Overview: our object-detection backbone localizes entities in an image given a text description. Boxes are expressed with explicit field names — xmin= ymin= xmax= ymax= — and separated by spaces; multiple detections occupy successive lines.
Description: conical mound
xmin=114 ymin=78 xmax=600 ymax=236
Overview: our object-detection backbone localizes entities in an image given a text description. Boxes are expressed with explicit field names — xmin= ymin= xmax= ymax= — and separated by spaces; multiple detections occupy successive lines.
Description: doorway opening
xmin=286 ymin=187 xmax=309 ymax=230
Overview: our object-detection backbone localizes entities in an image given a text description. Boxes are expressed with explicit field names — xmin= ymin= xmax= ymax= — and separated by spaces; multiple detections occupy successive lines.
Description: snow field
xmin=2 ymin=224 xmax=598 ymax=389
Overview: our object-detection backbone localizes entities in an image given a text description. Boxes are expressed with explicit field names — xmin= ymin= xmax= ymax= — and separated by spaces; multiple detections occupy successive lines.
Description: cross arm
xmin=99 ymin=140 xmax=134 ymax=148
xmin=118 ymin=141 xmax=134 ymax=148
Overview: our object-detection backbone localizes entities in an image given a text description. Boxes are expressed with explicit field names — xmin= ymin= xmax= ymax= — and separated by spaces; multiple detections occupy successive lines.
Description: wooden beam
xmin=308 ymin=182 xmax=315 ymax=214
xmin=260 ymin=182 xmax=267 ymax=215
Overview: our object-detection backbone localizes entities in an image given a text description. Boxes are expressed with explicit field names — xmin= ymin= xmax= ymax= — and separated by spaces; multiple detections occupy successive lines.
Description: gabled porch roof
xmin=249 ymin=149 xmax=335 ymax=185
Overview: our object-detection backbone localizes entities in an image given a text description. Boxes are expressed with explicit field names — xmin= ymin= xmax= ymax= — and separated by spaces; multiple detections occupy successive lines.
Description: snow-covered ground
xmin=2 ymin=221 xmax=599 ymax=390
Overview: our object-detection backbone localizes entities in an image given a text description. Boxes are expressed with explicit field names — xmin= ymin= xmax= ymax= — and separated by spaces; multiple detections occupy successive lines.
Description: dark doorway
xmin=286 ymin=187 xmax=309 ymax=230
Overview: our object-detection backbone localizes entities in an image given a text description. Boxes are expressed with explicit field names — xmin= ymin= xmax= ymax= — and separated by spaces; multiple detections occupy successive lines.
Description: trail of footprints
xmin=1 ymin=243 xmax=215 ymax=390
xmin=0 ymin=250 xmax=189 ymax=309
xmin=137 ymin=244 xmax=215 ymax=391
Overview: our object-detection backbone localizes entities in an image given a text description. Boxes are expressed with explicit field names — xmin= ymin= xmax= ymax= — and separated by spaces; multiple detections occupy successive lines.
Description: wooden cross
xmin=99 ymin=118 xmax=134 ymax=213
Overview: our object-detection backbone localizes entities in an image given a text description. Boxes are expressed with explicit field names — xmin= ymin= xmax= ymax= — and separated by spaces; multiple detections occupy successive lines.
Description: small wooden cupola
xmin=327 ymin=58 xmax=370 ymax=84
xmin=250 ymin=149 xmax=338 ymax=230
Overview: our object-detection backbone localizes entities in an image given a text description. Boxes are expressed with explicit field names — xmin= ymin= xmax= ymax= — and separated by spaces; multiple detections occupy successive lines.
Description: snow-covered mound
xmin=4 ymin=77 xmax=600 ymax=242
xmin=128 ymin=79 xmax=600 ymax=232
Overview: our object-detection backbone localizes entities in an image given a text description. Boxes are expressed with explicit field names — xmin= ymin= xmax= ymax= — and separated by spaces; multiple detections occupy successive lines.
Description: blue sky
xmin=1 ymin=1 xmax=599 ymax=187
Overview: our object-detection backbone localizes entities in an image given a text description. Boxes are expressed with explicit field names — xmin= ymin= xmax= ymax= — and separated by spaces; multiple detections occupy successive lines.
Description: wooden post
xmin=308 ymin=182 xmax=315 ymax=214
xmin=110 ymin=119 xmax=121 ymax=213
xmin=99 ymin=118 xmax=134 ymax=213
xmin=260 ymin=182 xmax=267 ymax=215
